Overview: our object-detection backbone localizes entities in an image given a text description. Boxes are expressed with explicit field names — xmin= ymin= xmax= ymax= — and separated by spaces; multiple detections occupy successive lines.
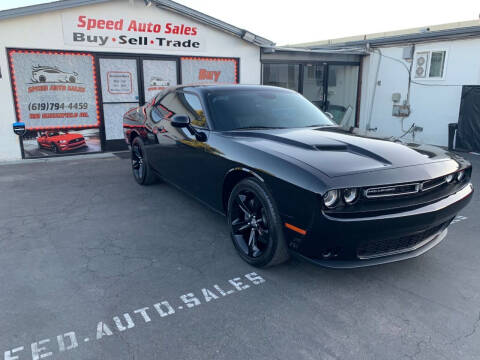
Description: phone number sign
xmin=8 ymin=50 xmax=100 ymax=130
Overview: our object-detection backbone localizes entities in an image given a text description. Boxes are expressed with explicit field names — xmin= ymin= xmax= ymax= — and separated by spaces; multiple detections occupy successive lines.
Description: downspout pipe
xmin=366 ymin=47 xmax=382 ymax=131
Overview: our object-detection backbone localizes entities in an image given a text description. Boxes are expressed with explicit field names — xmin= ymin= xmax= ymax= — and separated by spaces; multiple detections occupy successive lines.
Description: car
xmin=31 ymin=65 xmax=79 ymax=83
xmin=123 ymin=85 xmax=473 ymax=268
xmin=149 ymin=77 xmax=170 ymax=87
xmin=37 ymin=131 xmax=87 ymax=153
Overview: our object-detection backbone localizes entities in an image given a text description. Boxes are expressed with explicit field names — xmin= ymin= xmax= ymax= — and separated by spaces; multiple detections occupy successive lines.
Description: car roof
xmin=166 ymin=84 xmax=294 ymax=95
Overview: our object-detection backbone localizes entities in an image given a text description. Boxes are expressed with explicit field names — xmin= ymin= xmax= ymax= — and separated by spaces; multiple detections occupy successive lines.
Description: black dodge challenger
xmin=123 ymin=85 xmax=473 ymax=268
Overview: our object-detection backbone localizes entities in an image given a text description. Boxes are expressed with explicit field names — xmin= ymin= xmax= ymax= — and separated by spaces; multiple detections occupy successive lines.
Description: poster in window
xmin=142 ymin=60 xmax=177 ymax=102
xmin=8 ymin=49 xmax=101 ymax=158
xmin=181 ymin=57 xmax=238 ymax=85
xmin=99 ymin=58 xmax=139 ymax=103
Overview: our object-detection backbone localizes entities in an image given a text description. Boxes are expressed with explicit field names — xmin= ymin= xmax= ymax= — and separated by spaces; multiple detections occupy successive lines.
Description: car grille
xmin=69 ymin=138 xmax=83 ymax=144
xmin=363 ymin=175 xmax=450 ymax=199
xmin=357 ymin=220 xmax=451 ymax=259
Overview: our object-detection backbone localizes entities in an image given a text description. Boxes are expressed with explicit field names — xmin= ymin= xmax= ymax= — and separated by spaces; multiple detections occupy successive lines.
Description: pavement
xmin=0 ymin=152 xmax=479 ymax=360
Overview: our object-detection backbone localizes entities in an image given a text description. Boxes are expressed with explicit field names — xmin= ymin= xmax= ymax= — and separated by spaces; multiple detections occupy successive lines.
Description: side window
xmin=180 ymin=93 xmax=207 ymax=128
xmin=155 ymin=92 xmax=176 ymax=120
xmin=153 ymin=91 xmax=208 ymax=128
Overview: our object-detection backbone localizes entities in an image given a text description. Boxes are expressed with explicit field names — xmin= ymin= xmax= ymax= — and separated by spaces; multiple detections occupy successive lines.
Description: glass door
xmin=302 ymin=64 xmax=326 ymax=110
xmin=326 ymin=65 xmax=359 ymax=127
xmin=99 ymin=57 xmax=140 ymax=143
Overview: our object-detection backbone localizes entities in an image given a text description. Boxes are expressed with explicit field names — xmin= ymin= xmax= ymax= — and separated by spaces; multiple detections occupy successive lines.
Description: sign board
xmin=62 ymin=14 xmax=205 ymax=51
xmin=181 ymin=57 xmax=238 ymax=85
xmin=107 ymin=72 xmax=133 ymax=94
xmin=8 ymin=50 xmax=99 ymax=130
xmin=99 ymin=58 xmax=139 ymax=103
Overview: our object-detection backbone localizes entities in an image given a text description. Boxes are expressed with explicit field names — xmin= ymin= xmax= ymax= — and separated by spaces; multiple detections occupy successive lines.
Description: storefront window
xmin=8 ymin=49 xmax=101 ymax=158
xmin=262 ymin=64 xmax=299 ymax=91
xmin=326 ymin=65 xmax=359 ymax=127
xmin=181 ymin=57 xmax=238 ymax=84
xmin=302 ymin=64 xmax=325 ymax=110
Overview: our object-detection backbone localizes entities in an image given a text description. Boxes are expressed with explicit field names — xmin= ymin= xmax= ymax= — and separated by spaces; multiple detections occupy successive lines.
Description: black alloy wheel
xmin=131 ymin=142 xmax=145 ymax=182
xmin=131 ymin=137 xmax=158 ymax=185
xmin=51 ymin=143 xmax=59 ymax=153
xmin=228 ymin=178 xmax=289 ymax=267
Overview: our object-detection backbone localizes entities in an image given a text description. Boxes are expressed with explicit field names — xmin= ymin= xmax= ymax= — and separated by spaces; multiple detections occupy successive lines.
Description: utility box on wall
xmin=392 ymin=104 xmax=411 ymax=117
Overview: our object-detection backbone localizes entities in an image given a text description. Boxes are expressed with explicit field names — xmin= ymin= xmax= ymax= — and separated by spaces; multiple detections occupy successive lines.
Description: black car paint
xmin=124 ymin=85 xmax=473 ymax=267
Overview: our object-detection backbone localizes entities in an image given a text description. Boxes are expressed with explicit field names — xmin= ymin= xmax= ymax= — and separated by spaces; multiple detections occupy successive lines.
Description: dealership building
xmin=293 ymin=20 xmax=480 ymax=152
xmin=0 ymin=0 xmax=364 ymax=161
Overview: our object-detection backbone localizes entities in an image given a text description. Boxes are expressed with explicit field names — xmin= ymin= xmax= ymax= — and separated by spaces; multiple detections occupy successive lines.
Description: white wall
xmin=359 ymin=38 xmax=480 ymax=146
xmin=0 ymin=0 xmax=261 ymax=160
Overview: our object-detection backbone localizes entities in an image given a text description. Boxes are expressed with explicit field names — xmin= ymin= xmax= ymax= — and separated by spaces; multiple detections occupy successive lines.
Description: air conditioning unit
xmin=414 ymin=52 xmax=429 ymax=78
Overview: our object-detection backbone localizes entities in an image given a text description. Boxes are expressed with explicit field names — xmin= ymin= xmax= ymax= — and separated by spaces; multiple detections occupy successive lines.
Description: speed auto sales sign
xmin=62 ymin=14 xmax=205 ymax=51
xmin=8 ymin=50 xmax=100 ymax=130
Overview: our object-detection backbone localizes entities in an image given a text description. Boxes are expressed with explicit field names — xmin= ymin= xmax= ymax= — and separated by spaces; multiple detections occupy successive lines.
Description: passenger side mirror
xmin=171 ymin=114 xmax=190 ymax=128
xmin=325 ymin=112 xmax=334 ymax=120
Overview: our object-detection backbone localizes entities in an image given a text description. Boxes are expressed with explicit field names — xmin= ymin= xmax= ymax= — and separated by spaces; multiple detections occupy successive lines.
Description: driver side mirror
xmin=171 ymin=114 xmax=207 ymax=142
xmin=171 ymin=114 xmax=190 ymax=128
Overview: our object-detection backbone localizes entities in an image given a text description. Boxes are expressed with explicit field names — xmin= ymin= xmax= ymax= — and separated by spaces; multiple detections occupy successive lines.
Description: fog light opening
xmin=321 ymin=249 xmax=338 ymax=259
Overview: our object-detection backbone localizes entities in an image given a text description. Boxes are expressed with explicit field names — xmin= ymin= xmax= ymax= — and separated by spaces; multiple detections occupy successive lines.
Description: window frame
xmin=413 ymin=49 xmax=448 ymax=81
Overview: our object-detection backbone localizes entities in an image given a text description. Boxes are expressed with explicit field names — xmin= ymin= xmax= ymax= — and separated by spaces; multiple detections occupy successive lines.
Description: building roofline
xmin=264 ymin=46 xmax=367 ymax=55
xmin=291 ymin=20 xmax=480 ymax=49
xmin=150 ymin=0 xmax=274 ymax=46
xmin=0 ymin=0 xmax=110 ymax=20
xmin=0 ymin=0 xmax=275 ymax=47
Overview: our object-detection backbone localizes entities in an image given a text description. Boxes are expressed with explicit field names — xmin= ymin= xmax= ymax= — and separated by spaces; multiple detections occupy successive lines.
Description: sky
xmin=1 ymin=0 xmax=479 ymax=45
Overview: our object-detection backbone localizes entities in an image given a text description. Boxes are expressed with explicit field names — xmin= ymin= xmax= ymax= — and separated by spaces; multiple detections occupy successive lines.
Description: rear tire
xmin=227 ymin=178 xmax=289 ymax=267
xmin=131 ymin=137 xmax=158 ymax=185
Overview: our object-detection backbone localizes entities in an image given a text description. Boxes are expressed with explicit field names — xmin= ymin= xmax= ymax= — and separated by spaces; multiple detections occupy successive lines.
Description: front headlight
xmin=343 ymin=188 xmax=358 ymax=204
xmin=59 ymin=140 xmax=67 ymax=144
xmin=445 ymin=174 xmax=454 ymax=183
xmin=457 ymin=170 xmax=465 ymax=182
xmin=323 ymin=190 xmax=339 ymax=208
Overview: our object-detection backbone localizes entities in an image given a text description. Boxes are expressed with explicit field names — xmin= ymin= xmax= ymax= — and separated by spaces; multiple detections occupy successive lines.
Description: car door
xmin=147 ymin=90 xmax=211 ymax=197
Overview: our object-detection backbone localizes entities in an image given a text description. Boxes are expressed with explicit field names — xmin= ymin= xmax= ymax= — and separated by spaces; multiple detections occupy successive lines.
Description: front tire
xmin=227 ymin=178 xmax=289 ymax=267
xmin=131 ymin=137 xmax=158 ymax=185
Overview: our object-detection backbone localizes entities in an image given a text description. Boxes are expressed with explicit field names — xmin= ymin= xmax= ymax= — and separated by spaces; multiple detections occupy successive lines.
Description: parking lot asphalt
xmin=0 ymin=152 xmax=479 ymax=360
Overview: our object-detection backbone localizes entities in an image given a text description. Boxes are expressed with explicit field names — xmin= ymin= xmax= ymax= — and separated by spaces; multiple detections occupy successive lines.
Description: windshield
xmin=206 ymin=89 xmax=335 ymax=131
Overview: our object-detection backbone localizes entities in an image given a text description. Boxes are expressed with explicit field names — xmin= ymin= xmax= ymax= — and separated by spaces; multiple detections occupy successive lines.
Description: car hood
xmin=229 ymin=127 xmax=457 ymax=177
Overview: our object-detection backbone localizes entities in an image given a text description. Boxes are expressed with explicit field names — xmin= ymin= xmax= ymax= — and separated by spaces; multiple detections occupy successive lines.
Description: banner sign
xmin=62 ymin=14 xmax=205 ymax=51
xmin=8 ymin=50 xmax=100 ymax=130
xmin=181 ymin=57 xmax=238 ymax=85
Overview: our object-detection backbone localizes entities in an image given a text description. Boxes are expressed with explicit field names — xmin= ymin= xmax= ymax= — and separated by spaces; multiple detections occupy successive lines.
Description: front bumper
xmin=290 ymin=183 xmax=473 ymax=268
xmin=59 ymin=140 xmax=87 ymax=151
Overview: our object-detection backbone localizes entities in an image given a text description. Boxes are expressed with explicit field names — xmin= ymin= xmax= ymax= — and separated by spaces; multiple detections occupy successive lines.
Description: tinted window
xmin=182 ymin=93 xmax=207 ymax=128
xmin=206 ymin=89 xmax=334 ymax=131
xmin=154 ymin=91 xmax=208 ymax=128
xmin=155 ymin=92 xmax=176 ymax=118
xmin=262 ymin=64 xmax=299 ymax=91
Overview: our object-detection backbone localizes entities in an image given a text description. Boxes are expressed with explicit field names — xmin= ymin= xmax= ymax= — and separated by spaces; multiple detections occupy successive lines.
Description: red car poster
xmin=8 ymin=49 xmax=101 ymax=158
